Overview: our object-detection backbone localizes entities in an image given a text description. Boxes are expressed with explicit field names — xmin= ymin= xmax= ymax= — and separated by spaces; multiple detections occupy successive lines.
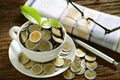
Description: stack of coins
xmin=59 ymin=42 xmax=72 ymax=58
xmin=63 ymin=48 xmax=97 ymax=80
xmin=84 ymin=53 xmax=97 ymax=79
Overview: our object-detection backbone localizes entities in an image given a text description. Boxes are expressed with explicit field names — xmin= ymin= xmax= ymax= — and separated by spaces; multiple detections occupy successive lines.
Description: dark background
xmin=0 ymin=0 xmax=120 ymax=80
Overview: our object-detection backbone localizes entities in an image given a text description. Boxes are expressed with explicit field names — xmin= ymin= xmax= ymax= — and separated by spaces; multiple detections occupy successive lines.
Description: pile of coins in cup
xmin=63 ymin=48 xmax=97 ymax=80
xmin=20 ymin=21 xmax=65 ymax=52
xmin=18 ymin=41 xmax=72 ymax=75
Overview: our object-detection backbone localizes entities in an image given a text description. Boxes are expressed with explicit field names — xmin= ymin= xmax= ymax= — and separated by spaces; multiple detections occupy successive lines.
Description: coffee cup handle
xmin=9 ymin=26 xmax=20 ymax=41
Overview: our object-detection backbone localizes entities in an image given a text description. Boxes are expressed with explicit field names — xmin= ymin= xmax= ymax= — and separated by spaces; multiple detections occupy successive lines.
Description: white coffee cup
xmin=9 ymin=19 xmax=67 ymax=62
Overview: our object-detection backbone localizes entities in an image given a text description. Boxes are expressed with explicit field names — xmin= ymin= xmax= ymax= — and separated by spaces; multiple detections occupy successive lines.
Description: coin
xmin=85 ymin=54 xmax=96 ymax=61
xmin=75 ymin=48 xmax=86 ymax=57
xmin=31 ymin=63 xmax=43 ymax=75
xmin=28 ymin=24 xmax=40 ymax=32
xmin=59 ymin=51 xmax=70 ymax=58
xmin=38 ymin=39 xmax=53 ymax=51
xmin=63 ymin=42 xmax=71 ymax=52
xmin=63 ymin=69 xmax=75 ymax=80
xmin=81 ymin=59 xmax=86 ymax=68
xmin=20 ymin=31 xmax=28 ymax=43
xmin=70 ymin=62 xmax=80 ymax=73
xmin=19 ymin=52 xmax=30 ymax=64
xmin=24 ymin=60 xmax=35 ymax=68
xmin=52 ymin=35 xmax=63 ymax=44
xmin=53 ymin=57 xmax=64 ymax=67
xmin=52 ymin=27 xmax=62 ymax=37
xmin=29 ymin=31 xmax=42 ymax=43
xmin=76 ymin=66 xmax=85 ymax=75
xmin=86 ymin=61 xmax=98 ymax=70
xmin=73 ymin=56 xmax=81 ymax=64
xmin=25 ymin=39 xmax=38 ymax=50
xmin=84 ymin=70 xmax=97 ymax=80
xmin=41 ymin=30 xmax=51 ymax=40
xmin=43 ymin=63 xmax=56 ymax=74
xmin=63 ymin=59 xmax=71 ymax=68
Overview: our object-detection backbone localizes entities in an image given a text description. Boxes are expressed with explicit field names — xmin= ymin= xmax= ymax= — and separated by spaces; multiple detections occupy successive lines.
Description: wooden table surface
xmin=0 ymin=0 xmax=120 ymax=80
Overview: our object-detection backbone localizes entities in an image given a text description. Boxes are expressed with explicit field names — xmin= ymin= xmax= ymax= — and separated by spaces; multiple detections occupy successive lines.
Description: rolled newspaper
xmin=25 ymin=0 xmax=120 ymax=53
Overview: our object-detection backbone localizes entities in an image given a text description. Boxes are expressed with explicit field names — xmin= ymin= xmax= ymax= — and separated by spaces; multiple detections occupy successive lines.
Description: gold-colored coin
xmin=53 ymin=57 xmax=64 ymax=67
xmin=81 ymin=59 xmax=86 ymax=68
xmin=20 ymin=31 xmax=28 ymax=43
xmin=28 ymin=24 xmax=40 ymax=32
xmin=63 ymin=69 xmax=75 ymax=80
xmin=52 ymin=27 xmax=62 ymax=37
xmin=70 ymin=62 xmax=80 ymax=73
xmin=41 ymin=30 xmax=51 ymax=40
xmin=31 ymin=63 xmax=43 ymax=75
xmin=52 ymin=35 xmax=63 ymax=44
xmin=85 ymin=54 xmax=96 ymax=61
xmin=76 ymin=66 xmax=85 ymax=75
xmin=84 ymin=70 xmax=97 ymax=80
xmin=86 ymin=61 xmax=98 ymax=70
xmin=63 ymin=59 xmax=71 ymax=68
xmin=29 ymin=31 xmax=42 ymax=43
xmin=73 ymin=56 xmax=81 ymax=64
xmin=24 ymin=60 xmax=35 ymax=68
xmin=25 ymin=39 xmax=38 ymax=50
xmin=43 ymin=63 xmax=56 ymax=74
xmin=63 ymin=42 xmax=71 ymax=52
xmin=19 ymin=52 xmax=30 ymax=64
xmin=75 ymin=48 xmax=86 ymax=57
xmin=38 ymin=40 xmax=53 ymax=51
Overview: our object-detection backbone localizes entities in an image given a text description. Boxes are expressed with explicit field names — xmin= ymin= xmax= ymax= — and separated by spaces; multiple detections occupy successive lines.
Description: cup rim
xmin=18 ymin=20 xmax=67 ymax=54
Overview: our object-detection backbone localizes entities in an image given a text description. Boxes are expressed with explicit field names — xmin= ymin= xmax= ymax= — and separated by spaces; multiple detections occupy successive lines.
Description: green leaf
xmin=20 ymin=6 xmax=41 ymax=26
xmin=41 ymin=19 xmax=61 ymax=28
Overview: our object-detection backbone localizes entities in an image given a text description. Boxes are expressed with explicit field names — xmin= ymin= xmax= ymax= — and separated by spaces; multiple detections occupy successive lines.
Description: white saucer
xmin=8 ymin=34 xmax=76 ymax=78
